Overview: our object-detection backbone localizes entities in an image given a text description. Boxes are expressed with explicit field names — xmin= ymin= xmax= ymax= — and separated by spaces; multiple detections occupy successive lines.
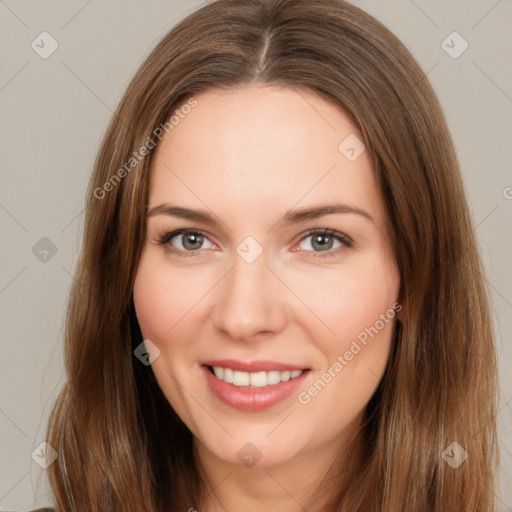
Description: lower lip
xmin=202 ymin=365 xmax=310 ymax=411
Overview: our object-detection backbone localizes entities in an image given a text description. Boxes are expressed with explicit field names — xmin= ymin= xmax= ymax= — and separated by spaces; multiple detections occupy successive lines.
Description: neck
xmin=193 ymin=415 xmax=365 ymax=512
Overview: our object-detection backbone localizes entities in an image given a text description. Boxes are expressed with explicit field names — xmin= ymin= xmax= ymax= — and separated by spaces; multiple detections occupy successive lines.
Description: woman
xmin=35 ymin=0 xmax=499 ymax=510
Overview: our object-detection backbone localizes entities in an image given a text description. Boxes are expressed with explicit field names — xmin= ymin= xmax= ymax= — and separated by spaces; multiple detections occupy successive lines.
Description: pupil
xmin=184 ymin=233 xmax=202 ymax=250
xmin=313 ymin=234 xmax=332 ymax=251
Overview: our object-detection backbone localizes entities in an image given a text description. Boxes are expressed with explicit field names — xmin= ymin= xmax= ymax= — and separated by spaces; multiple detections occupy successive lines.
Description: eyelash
xmin=155 ymin=228 xmax=353 ymax=259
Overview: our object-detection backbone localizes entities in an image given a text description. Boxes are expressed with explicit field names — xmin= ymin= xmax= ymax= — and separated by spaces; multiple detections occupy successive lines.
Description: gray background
xmin=0 ymin=0 xmax=511 ymax=510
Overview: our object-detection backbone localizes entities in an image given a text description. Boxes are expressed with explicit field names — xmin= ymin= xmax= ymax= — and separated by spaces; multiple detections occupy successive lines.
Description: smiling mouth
xmin=206 ymin=365 xmax=309 ymax=388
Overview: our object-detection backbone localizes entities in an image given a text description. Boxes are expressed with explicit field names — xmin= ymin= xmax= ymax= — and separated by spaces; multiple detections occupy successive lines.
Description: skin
xmin=133 ymin=84 xmax=400 ymax=512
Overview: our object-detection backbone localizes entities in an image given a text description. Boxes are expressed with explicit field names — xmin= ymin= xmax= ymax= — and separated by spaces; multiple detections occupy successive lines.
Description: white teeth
xmin=233 ymin=371 xmax=250 ymax=386
xmin=210 ymin=366 xmax=305 ymax=387
xmin=266 ymin=371 xmax=281 ymax=385
xmin=250 ymin=371 xmax=268 ymax=387
xmin=223 ymin=367 xmax=233 ymax=384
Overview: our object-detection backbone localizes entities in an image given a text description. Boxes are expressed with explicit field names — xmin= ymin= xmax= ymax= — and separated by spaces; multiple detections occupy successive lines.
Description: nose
xmin=212 ymin=250 xmax=289 ymax=342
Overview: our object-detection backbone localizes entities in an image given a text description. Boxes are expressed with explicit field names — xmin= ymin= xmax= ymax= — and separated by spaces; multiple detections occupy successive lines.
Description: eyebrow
xmin=146 ymin=202 xmax=374 ymax=227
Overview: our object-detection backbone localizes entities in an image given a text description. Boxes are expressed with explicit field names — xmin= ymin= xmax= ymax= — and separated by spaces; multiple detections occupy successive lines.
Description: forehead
xmin=148 ymin=84 xmax=385 ymax=228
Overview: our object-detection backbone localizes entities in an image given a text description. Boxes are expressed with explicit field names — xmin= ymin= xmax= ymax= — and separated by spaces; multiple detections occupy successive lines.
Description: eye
xmin=157 ymin=229 xmax=215 ymax=257
xmin=155 ymin=228 xmax=352 ymax=258
xmin=296 ymin=229 xmax=352 ymax=257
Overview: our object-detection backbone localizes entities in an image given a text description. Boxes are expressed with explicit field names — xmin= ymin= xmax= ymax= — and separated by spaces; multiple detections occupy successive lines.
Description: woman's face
xmin=133 ymin=84 xmax=400 ymax=469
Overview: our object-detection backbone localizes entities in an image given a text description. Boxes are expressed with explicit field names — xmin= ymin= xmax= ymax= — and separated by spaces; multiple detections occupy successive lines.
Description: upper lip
xmin=202 ymin=359 xmax=309 ymax=372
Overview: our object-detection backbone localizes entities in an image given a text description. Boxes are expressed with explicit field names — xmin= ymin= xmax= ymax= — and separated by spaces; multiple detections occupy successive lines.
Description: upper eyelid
xmin=162 ymin=228 xmax=217 ymax=246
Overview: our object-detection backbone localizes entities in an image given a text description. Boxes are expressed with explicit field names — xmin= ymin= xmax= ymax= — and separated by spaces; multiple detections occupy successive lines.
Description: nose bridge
xmin=212 ymin=247 xmax=287 ymax=340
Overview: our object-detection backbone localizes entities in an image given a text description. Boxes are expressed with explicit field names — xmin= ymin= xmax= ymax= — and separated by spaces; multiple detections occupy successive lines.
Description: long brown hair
xmin=46 ymin=0 xmax=499 ymax=510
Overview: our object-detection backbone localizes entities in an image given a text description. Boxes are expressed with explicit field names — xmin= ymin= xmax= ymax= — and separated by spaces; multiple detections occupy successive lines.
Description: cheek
xmin=333 ymin=272 xmax=398 ymax=344
xmin=133 ymin=255 xmax=208 ymax=342
xmin=133 ymin=272 xmax=172 ymax=341
xmin=294 ymin=257 xmax=399 ymax=414
xmin=292 ymin=259 xmax=399 ymax=349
